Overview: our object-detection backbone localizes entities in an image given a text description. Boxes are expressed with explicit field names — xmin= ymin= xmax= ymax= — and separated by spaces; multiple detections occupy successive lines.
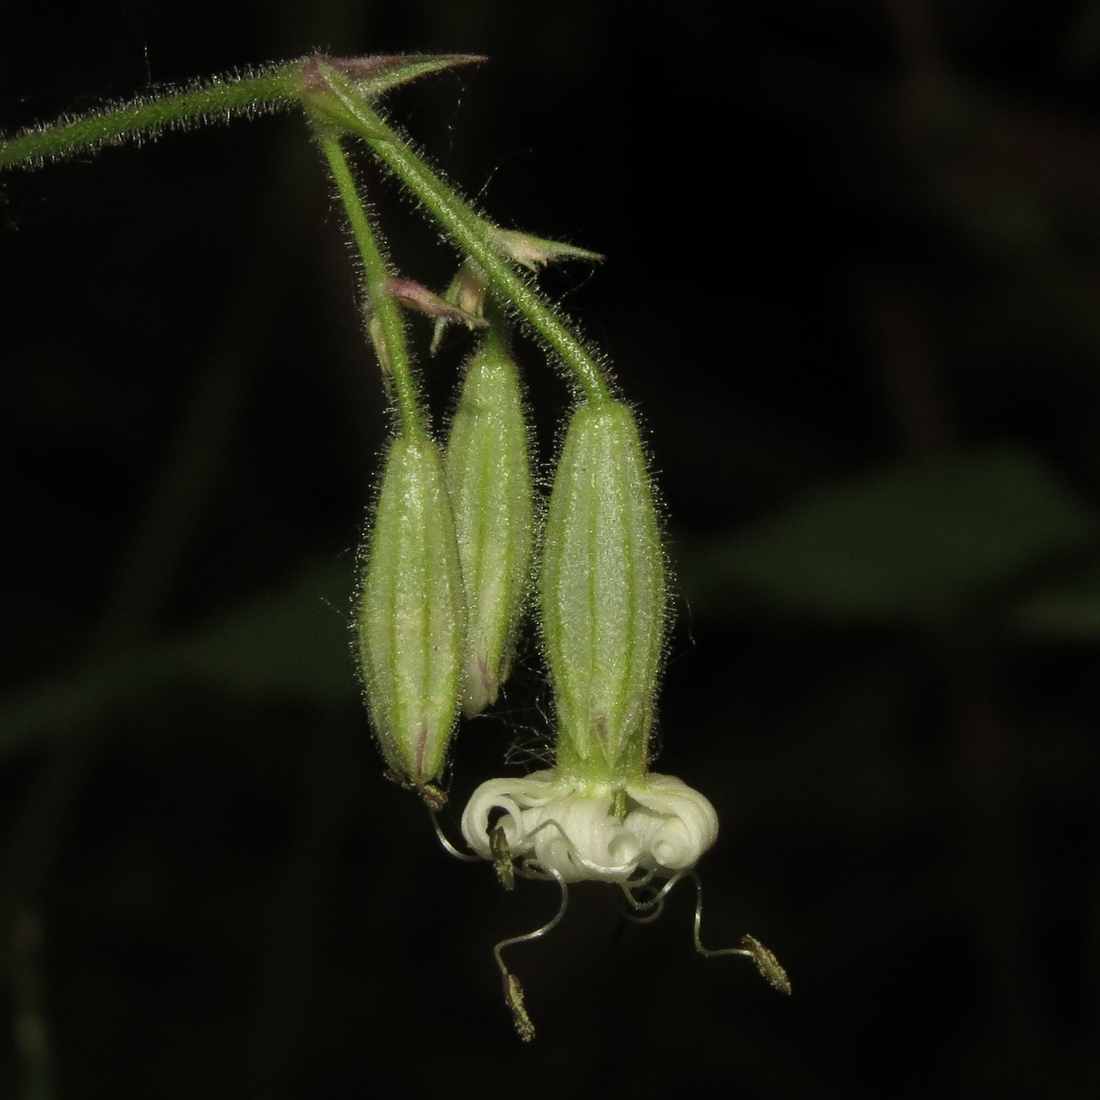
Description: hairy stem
xmin=0 ymin=66 xmax=298 ymax=171
xmin=314 ymin=63 xmax=611 ymax=404
xmin=317 ymin=130 xmax=423 ymax=437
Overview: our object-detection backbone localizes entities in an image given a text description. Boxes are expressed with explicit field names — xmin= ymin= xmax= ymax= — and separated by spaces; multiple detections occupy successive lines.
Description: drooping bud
xmin=431 ymin=259 xmax=488 ymax=354
xmin=384 ymin=277 xmax=485 ymax=329
xmin=430 ymin=232 xmax=602 ymax=353
xmin=445 ymin=333 xmax=535 ymax=716
xmin=539 ymin=399 xmax=667 ymax=782
xmin=357 ymin=433 xmax=466 ymax=804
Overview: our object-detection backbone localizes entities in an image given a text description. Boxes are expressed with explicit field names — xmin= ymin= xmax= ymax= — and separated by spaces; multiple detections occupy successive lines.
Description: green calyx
xmin=540 ymin=400 xmax=668 ymax=783
xmin=357 ymin=435 xmax=466 ymax=800
xmin=446 ymin=323 xmax=536 ymax=717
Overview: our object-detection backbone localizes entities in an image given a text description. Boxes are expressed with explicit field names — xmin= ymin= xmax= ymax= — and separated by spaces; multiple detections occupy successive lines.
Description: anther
xmin=489 ymin=825 xmax=515 ymax=890
xmin=502 ymin=973 xmax=535 ymax=1042
xmin=740 ymin=934 xmax=792 ymax=995
xmin=418 ymin=784 xmax=448 ymax=813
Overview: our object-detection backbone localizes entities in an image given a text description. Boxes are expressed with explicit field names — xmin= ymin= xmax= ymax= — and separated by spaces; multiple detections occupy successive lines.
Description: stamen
xmin=689 ymin=871 xmax=791 ymax=994
xmin=492 ymin=862 xmax=569 ymax=1041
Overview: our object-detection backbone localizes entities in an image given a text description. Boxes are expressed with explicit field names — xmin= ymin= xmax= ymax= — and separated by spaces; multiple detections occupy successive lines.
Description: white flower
xmin=460 ymin=769 xmax=719 ymax=883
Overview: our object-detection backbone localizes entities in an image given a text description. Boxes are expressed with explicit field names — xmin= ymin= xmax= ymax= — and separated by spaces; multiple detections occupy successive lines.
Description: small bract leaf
xmin=431 ymin=260 xmax=488 ymax=353
xmin=335 ymin=53 xmax=486 ymax=99
xmin=302 ymin=55 xmax=482 ymax=139
xmin=491 ymin=228 xmax=604 ymax=270
xmin=489 ymin=825 xmax=516 ymax=890
xmin=300 ymin=53 xmax=484 ymax=110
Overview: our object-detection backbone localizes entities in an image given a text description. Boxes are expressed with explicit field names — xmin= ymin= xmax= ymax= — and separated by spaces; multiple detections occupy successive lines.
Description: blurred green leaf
xmin=1063 ymin=0 xmax=1100 ymax=71
xmin=679 ymin=447 xmax=1099 ymax=625
xmin=1008 ymin=557 xmax=1100 ymax=636
xmin=0 ymin=556 xmax=357 ymax=760
xmin=171 ymin=557 xmax=356 ymax=701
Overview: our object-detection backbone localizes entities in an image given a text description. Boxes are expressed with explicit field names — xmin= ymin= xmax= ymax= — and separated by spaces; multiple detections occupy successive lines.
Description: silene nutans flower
xmin=457 ymin=396 xmax=790 ymax=1041
xmin=357 ymin=431 xmax=466 ymax=808
xmin=445 ymin=331 xmax=535 ymax=716
xmin=461 ymin=399 xmax=718 ymax=881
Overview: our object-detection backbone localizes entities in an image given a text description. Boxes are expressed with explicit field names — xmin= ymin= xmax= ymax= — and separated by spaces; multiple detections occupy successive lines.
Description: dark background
xmin=4 ymin=1 xmax=1100 ymax=1097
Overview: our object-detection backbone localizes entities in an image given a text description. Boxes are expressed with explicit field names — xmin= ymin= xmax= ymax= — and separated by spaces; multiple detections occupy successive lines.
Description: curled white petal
xmin=460 ymin=769 xmax=718 ymax=883
xmin=460 ymin=770 xmax=638 ymax=882
xmin=623 ymin=774 xmax=720 ymax=872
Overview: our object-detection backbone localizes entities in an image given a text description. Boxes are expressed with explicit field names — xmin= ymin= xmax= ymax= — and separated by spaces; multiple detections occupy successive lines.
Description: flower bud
xmin=540 ymin=400 xmax=667 ymax=782
xmin=445 ymin=339 xmax=535 ymax=716
xmin=357 ymin=434 xmax=466 ymax=801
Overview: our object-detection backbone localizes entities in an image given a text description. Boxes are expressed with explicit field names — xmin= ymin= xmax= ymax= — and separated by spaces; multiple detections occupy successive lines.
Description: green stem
xmin=483 ymin=296 xmax=512 ymax=358
xmin=0 ymin=66 xmax=298 ymax=171
xmin=317 ymin=130 xmax=423 ymax=437
xmin=315 ymin=66 xmax=611 ymax=404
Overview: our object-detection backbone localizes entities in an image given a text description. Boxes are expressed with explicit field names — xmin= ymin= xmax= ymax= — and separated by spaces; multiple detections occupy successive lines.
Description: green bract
xmin=540 ymin=399 xmax=667 ymax=783
xmin=446 ymin=336 xmax=535 ymax=716
xmin=357 ymin=434 xmax=466 ymax=803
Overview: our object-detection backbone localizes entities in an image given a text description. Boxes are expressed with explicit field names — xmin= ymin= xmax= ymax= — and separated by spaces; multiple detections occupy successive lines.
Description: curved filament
xmin=619 ymin=869 xmax=684 ymax=924
xmin=689 ymin=871 xmax=791 ymax=994
xmin=429 ymin=809 xmax=481 ymax=862
xmin=493 ymin=861 xmax=569 ymax=1041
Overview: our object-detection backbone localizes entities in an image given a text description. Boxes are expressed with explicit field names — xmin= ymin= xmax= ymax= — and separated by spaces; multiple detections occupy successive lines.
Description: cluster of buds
xmin=356 ymin=320 xmax=534 ymax=803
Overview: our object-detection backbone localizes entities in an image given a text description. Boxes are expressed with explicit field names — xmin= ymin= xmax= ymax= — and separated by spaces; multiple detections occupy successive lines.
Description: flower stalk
xmin=316 ymin=130 xmax=423 ymax=436
xmin=0 ymin=55 xmax=479 ymax=173
xmin=0 ymin=65 xmax=297 ymax=171
xmin=308 ymin=61 xmax=612 ymax=404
